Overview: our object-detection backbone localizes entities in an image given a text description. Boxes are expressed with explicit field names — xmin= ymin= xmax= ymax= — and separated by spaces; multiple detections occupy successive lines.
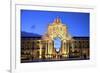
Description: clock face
xmin=54 ymin=37 xmax=61 ymax=52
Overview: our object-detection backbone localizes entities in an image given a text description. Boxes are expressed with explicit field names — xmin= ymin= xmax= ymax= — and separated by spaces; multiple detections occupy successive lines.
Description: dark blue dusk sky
xmin=21 ymin=10 xmax=90 ymax=37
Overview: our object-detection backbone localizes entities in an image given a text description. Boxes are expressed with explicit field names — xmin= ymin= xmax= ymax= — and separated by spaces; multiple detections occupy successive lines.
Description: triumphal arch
xmin=41 ymin=17 xmax=73 ymax=59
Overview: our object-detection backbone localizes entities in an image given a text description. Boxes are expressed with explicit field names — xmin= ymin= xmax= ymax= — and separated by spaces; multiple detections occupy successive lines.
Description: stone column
xmin=39 ymin=40 xmax=42 ymax=59
xmin=72 ymin=41 xmax=74 ymax=52
xmin=51 ymin=41 xmax=53 ymax=58
xmin=49 ymin=41 xmax=52 ymax=58
xmin=64 ymin=41 xmax=66 ymax=56
xmin=67 ymin=40 xmax=70 ymax=58
xmin=62 ymin=41 xmax=64 ymax=54
xmin=45 ymin=40 xmax=48 ymax=58
xmin=62 ymin=40 xmax=66 ymax=57
xmin=47 ymin=40 xmax=53 ymax=58
xmin=47 ymin=41 xmax=49 ymax=58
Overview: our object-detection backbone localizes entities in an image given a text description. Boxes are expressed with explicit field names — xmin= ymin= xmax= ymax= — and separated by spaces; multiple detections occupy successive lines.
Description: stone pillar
xmin=62 ymin=40 xmax=67 ymax=57
xmin=66 ymin=40 xmax=69 ymax=58
xmin=62 ymin=41 xmax=64 ymax=54
xmin=64 ymin=42 xmax=67 ymax=57
xmin=47 ymin=41 xmax=50 ymax=58
xmin=72 ymin=41 xmax=74 ymax=52
xmin=47 ymin=40 xmax=53 ymax=58
xmin=61 ymin=41 xmax=63 ymax=55
xmin=50 ymin=41 xmax=53 ymax=57
xmin=45 ymin=40 xmax=48 ymax=58
xmin=39 ymin=40 xmax=42 ymax=59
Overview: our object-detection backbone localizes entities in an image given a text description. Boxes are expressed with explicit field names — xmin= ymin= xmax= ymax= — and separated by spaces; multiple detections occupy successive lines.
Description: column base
xmin=39 ymin=55 xmax=42 ymax=59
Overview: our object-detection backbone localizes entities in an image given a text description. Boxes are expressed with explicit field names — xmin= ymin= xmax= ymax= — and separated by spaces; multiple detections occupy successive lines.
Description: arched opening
xmin=53 ymin=37 xmax=62 ymax=52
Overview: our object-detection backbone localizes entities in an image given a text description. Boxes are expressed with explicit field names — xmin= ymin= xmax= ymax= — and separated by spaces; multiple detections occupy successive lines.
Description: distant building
xmin=21 ymin=18 xmax=89 ymax=63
